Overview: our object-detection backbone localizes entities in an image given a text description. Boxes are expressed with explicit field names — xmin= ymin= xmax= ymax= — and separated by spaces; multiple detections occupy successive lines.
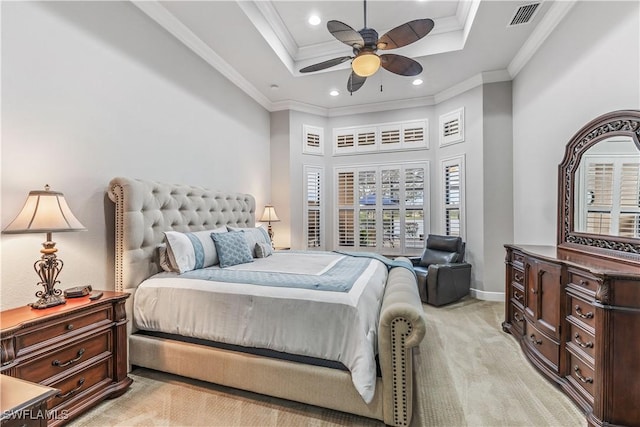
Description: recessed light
xmin=308 ymin=15 xmax=321 ymax=26
xmin=412 ymin=79 xmax=423 ymax=86
xmin=330 ymin=90 xmax=340 ymax=97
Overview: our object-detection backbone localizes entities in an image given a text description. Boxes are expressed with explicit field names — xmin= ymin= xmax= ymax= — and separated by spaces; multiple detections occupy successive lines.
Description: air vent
xmin=508 ymin=3 xmax=540 ymax=26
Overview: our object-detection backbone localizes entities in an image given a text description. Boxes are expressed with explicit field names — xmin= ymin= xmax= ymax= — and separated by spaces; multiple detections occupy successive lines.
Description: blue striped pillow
xmin=164 ymin=227 xmax=227 ymax=273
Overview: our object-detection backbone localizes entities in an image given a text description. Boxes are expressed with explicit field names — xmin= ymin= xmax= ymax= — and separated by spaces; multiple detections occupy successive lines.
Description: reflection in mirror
xmin=574 ymin=136 xmax=640 ymax=237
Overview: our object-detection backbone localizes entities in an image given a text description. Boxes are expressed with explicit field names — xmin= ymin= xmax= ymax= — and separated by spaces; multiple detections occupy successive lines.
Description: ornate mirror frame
xmin=558 ymin=110 xmax=640 ymax=265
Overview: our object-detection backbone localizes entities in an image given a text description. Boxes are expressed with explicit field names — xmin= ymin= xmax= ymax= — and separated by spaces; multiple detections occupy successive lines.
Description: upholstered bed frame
xmin=108 ymin=177 xmax=426 ymax=426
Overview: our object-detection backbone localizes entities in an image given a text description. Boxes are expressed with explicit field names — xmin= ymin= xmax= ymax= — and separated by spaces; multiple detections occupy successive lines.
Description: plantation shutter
xmin=585 ymin=162 xmax=614 ymax=235
xmin=338 ymin=171 xmax=355 ymax=246
xmin=405 ymin=167 xmax=426 ymax=249
xmin=358 ymin=170 xmax=377 ymax=248
xmin=444 ymin=164 xmax=461 ymax=236
xmin=304 ymin=167 xmax=323 ymax=248
xmin=619 ymin=162 xmax=640 ymax=237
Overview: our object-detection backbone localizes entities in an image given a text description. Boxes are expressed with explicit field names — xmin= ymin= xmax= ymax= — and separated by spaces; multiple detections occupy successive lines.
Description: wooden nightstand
xmin=1 ymin=375 xmax=58 ymax=426
xmin=0 ymin=291 xmax=132 ymax=426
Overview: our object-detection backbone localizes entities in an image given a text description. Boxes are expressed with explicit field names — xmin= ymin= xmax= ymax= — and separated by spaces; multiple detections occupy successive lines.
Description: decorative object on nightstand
xmin=259 ymin=204 xmax=280 ymax=247
xmin=2 ymin=185 xmax=86 ymax=309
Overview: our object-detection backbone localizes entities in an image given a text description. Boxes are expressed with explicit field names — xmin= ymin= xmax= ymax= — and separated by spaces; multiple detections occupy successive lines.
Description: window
xmin=303 ymin=125 xmax=324 ymax=155
xmin=333 ymin=119 xmax=428 ymax=155
xmin=441 ymin=155 xmax=465 ymax=237
xmin=304 ymin=166 xmax=324 ymax=249
xmin=439 ymin=108 xmax=465 ymax=147
xmin=580 ymin=157 xmax=640 ymax=238
xmin=335 ymin=163 xmax=428 ymax=254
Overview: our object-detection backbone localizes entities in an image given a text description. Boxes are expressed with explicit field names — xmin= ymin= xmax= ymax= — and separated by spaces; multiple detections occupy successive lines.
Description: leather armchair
xmin=409 ymin=234 xmax=471 ymax=306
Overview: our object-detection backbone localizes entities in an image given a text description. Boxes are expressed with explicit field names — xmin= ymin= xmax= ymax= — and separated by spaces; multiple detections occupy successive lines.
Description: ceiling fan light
xmin=352 ymin=53 xmax=380 ymax=77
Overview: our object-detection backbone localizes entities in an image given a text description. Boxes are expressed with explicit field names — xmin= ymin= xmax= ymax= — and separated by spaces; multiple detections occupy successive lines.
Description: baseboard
xmin=470 ymin=288 xmax=505 ymax=302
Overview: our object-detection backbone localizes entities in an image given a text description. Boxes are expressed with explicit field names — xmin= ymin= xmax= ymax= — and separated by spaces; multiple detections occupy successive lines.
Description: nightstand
xmin=0 ymin=291 xmax=132 ymax=426
xmin=1 ymin=375 xmax=58 ymax=426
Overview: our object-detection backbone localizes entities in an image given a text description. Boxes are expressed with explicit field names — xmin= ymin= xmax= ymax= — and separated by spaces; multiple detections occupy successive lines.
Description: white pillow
xmin=164 ymin=227 xmax=227 ymax=273
xmin=255 ymin=242 xmax=273 ymax=258
xmin=227 ymin=226 xmax=271 ymax=257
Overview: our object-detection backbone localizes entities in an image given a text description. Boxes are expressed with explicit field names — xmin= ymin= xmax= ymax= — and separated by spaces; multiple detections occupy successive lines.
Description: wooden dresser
xmin=503 ymin=244 xmax=640 ymax=426
xmin=0 ymin=292 xmax=132 ymax=426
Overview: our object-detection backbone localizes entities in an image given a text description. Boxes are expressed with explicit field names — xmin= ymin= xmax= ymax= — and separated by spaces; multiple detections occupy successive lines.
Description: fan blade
xmin=327 ymin=20 xmax=365 ymax=48
xmin=380 ymin=54 xmax=423 ymax=76
xmin=347 ymin=72 xmax=367 ymax=93
xmin=300 ymin=56 xmax=352 ymax=73
xmin=378 ymin=19 xmax=435 ymax=50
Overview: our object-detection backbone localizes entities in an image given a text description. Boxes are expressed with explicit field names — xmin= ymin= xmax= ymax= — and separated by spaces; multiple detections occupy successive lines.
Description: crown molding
xmin=434 ymin=70 xmax=511 ymax=105
xmin=508 ymin=1 xmax=577 ymax=78
xmin=327 ymin=96 xmax=436 ymax=117
xmin=132 ymin=1 xmax=272 ymax=110
xmin=271 ymin=100 xmax=328 ymax=116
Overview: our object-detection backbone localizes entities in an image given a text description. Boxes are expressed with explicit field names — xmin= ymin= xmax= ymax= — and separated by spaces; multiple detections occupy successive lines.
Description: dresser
xmin=1 ymin=375 xmax=58 ymax=427
xmin=503 ymin=244 xmax=640 ymax=427
xmin=0 ymin=292 xmax=132 ymax=426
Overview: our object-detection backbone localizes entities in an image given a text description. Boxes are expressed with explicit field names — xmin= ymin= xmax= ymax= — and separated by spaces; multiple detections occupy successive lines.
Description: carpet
xmin=68 ymin=298 xmax=584 ymax=426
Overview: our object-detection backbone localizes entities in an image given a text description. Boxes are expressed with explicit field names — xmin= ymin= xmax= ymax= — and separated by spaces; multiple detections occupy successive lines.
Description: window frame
xmin=441 ymin=154 xmax=466 ymax=238
xmin=303 ymin=165 xmax=324 ymax=250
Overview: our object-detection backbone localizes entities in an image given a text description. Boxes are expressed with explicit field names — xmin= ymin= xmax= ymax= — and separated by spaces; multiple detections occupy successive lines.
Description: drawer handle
xmin=579 ymin=280 xmax=589 ymax=287
xmin=66 ymin=324 xmax=74 ymax=331
xmin=514 ymin=272 xmax=523 ymax=283
xmin=56 ymin=378 xmax=85 ymax=399
xmin=574 ymin=333 xmax=594 ymax=349
xmin=52 ymin=348 xmax=85 ymax=367
xmin=573 ymin=366 xmax=593 ymax=384
xmin=530 ymin=288 xmax=538 ymax=295
xmin=529 ymin=334 xmax=542 ymax=345
xmin=514 ymin=292 xmax=523 ymax=302
xmin=514 ymin=312 xmax=524 ymax=323
xmin=575 ymin=305 xmax=594 ymax=319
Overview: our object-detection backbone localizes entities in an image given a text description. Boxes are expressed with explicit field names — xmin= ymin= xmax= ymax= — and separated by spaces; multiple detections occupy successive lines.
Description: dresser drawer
xmin=509 ymin=303 xmax=525 ymax=336
xmin=511 ymin=251 xmax=525 ymax=269
xmin=525 ymin=322 xmax=559 ymax=370
xmin=567 ymin=294 xmax=596 ymax=331
xmin=16 ymin=330 xmax=112 ymax=384
xmin=47 ymin=357 xmax=112 ymax=410
xmin=566 ymin=351 xmax=595 ymax=404
xmin=512 ymin=284 xmax=525 ymax=308
xmin=512 ymin=269 xmax=525 ymax=287
xmin=567 ymin=322 xmax=595 ymax=362
xmin=567 ymin=269 xmax=599 ymax=296
xmin=16 ymin=306 xmax=112 ymax=354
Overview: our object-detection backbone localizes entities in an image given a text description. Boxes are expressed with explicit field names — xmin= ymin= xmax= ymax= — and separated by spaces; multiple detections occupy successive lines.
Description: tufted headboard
xmin=108 ymin=177 xmax=255 ymax=293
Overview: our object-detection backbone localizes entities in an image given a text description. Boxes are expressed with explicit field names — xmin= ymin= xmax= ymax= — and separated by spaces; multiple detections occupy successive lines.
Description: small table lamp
xmin=259 ymin=205 xmax=280 ymax=247
xmin=3 ymin=185 xmax=86 ymax=309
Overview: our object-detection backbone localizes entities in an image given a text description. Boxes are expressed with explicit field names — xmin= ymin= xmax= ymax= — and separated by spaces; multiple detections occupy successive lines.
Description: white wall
xmin=1 ymin=2 xmax=271 ymax=309
xmin=512 ymin=0 xmax=640 ymax=245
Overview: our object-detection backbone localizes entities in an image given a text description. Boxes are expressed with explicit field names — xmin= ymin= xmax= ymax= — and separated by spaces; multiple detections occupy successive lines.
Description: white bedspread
xmin=133 ymin=252 xmax=388 ymax=403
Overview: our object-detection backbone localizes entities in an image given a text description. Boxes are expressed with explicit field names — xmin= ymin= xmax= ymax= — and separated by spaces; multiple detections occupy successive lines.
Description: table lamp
xmin=3 ymin=185 xmax=86 ymax=308
xmin=259 ymin=205 xmax=280 ymax=247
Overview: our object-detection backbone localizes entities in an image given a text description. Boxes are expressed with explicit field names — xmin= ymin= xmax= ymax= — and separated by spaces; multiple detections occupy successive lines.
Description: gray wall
xmin=512 ymin=0 xmax=640 ymax=245
xmin=1 ymin=2 xmax=271 ymax=309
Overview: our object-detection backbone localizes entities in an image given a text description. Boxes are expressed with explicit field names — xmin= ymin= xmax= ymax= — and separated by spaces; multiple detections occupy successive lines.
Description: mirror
xmin=573 ymin=136 xmax=640 ymax=237
xmin=558 ymin=110 xmax=640 ymax=264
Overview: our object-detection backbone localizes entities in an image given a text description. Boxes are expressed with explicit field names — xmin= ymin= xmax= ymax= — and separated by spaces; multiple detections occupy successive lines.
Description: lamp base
xmin=29 ymin=293 xmax=66 ymax=309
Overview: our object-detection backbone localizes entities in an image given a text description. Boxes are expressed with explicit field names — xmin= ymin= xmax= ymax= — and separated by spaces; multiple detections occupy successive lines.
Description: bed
xmin=108 ymin=177 xmax=426 ymax=426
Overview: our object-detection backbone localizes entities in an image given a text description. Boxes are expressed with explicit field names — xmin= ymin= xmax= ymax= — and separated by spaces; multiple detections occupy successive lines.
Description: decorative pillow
xmin=164 ymin=227 xmax=227 ymax=273
xmin=227 ymin=226 xmax=271 ymax=257
xmin=255 ymin=242 xmax=273 ymax=258
xmin=212 ymin=231 xmax=254 ymax=268
xmin=156 ymin=244 xmax=175 ymax=272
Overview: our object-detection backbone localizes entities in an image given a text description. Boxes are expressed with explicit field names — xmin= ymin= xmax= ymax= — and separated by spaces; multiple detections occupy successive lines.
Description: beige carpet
xmin=69 ymin=299 xmax=585 ymax=426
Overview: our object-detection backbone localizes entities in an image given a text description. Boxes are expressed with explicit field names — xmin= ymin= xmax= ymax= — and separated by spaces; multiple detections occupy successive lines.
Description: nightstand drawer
xmin=16 ymin=330 xmax=112 ymax=384
xmin=16 ymin=306 xmax=112 ymax=353
xmin=47 ymin=357 xmax=112 ymax=410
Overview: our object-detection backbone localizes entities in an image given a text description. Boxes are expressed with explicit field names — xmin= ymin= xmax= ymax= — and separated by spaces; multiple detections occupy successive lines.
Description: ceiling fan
xmin=299 ymin=0 xmax=434 ymax=94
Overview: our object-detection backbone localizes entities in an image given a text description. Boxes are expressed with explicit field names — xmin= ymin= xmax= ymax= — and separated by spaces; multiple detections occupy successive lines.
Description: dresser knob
xmin=66 ymin=324 xmax=74 ymax=331
xmin=529 ymin=334 xmax=542 ymax=345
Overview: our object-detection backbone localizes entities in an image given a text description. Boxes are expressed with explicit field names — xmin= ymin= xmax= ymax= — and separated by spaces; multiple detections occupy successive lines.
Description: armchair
xmin=409 ymin=234 xmax=472 ymax=306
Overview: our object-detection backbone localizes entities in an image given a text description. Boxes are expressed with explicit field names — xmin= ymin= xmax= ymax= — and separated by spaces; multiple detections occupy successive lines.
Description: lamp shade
xmin=259 ymin=205 xmax=280 ymax=223
xmin=352 ymin=52 xmax=381 ymax=77
xmin=3 ymin=186 xmax=86 ymax=234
